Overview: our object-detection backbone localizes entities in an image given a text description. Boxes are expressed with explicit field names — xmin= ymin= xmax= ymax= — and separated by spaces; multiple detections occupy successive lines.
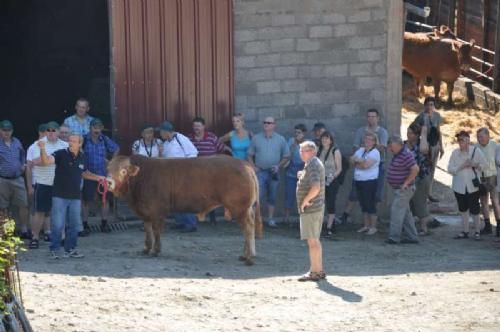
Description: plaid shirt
xmin=405 ymin=141 xmax=431 ymax=179
xmin=0 ymin=138 xmax=25 ymax=178
xmin=82 ymin=134 xmax=119 ymax=176
xmin=63 ymin=114 xmax=94 ymax=136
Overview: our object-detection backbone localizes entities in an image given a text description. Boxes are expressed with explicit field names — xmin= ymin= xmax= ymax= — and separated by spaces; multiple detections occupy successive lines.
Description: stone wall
xmin=233 ymin=0 xmax=402 ymax=150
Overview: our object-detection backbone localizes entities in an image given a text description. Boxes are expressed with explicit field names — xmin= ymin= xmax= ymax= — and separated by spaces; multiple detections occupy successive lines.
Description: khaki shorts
xmin=411 ymin=175 xmax=431 ymax=218
xmin=481 ymin=175 xmax=497 ymax=194
xmin=0 ymin=177 xmax=28 ymax=209
xmin=300 ymin=210 xmax=324 ymax=240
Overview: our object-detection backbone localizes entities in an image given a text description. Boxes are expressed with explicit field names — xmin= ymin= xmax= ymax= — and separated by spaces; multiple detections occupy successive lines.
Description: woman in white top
xmin=351 ymin=131 xmax=381 ymax=235
xmin=132 ymin=125 xmax=163 ymax=158
xmin=447 ymin=130 xmax=487 ymax=240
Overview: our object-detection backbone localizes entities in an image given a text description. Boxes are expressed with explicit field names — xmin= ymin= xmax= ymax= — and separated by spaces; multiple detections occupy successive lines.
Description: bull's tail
xmin=252 ymin=171 xmax=263 ymax=239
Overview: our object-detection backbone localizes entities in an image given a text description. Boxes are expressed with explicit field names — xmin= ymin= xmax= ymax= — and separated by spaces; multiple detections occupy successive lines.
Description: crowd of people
xmin=1 ymin=96 xmax=500 ymax=275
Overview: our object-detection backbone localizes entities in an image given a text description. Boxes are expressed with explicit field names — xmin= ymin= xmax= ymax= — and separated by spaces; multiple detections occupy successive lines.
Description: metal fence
xmin=405 ymin=0 xmax=500 ymax=93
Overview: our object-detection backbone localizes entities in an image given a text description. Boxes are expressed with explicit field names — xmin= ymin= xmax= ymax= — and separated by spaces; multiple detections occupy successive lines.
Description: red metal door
xmin=109 ymin=0 xmax=234 ymax=152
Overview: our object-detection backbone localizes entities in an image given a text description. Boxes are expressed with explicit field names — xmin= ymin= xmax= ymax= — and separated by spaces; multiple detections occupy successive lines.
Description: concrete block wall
xmin=234 ymin=0 xmax=393 ymax=151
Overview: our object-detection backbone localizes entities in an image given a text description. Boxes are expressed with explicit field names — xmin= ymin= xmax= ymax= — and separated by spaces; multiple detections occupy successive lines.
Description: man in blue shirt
xmin=82 ymin=118 xmax=119 ymax=234
xmin=0 ymin=120 xmax=30 ymax=238
xmin=63 ymin=98 xmax=94 ymax=136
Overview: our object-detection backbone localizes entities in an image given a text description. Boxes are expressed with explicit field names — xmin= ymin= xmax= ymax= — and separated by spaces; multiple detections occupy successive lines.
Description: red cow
xmin=106 ymin=155 xmax=263 ymax=265
xmin=403 ymin=31 xmax=475 ymax=104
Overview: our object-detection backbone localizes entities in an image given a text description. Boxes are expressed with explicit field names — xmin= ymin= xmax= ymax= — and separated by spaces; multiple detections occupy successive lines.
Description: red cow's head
xmin=106 ymin=155 xmax=140 ymax=197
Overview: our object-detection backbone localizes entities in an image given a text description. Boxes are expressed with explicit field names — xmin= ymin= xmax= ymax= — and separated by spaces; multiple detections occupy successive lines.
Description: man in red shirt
xmin=189 ymin=117 xmax=225 ymax=224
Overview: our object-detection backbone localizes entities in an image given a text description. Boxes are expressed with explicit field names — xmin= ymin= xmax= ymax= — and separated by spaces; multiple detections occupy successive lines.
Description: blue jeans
xmin=284 ymin=176 xmax=298 ymax=210
xmin=174 ymin=213 xmax=197 ymax=229
xmin=50 ymin=197 xmax=81 ymax=252
xmin=257 ymin=169 xmax=279 ymax=206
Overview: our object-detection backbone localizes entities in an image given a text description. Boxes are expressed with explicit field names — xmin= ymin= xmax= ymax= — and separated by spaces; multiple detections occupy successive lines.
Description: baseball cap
xmin=46 ymin=121 xmax=60 ymax=130
xmin=313 ymin=122 xmax=326 ymax=131
xmin=38 ymin=123 xmax=48 ymax=132
xmin=90 ymin=118 xmax=104 ymax=127
xmin=0 ymin=120 xmax=13 ymax=130
xmin=158 ymin=121 xmax=174 ymax=132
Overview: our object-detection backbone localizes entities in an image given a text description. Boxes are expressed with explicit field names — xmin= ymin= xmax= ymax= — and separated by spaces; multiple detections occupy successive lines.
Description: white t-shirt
xmin=161 ymin=133 xmax=198 ymax=159
xmin=26 ymin=143 xmax=38 ymax=185
xmin=132 ymin=138 xmax=162 ymax=158
xmin=27 ymin=138 xmax=68 ymax=186
xmin=353 ymin=147 xmax=380 ymax=181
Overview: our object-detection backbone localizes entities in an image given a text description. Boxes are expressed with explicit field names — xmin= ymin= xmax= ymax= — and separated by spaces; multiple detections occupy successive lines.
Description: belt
xmin=0 ymin=175 xmax=20 ymax=180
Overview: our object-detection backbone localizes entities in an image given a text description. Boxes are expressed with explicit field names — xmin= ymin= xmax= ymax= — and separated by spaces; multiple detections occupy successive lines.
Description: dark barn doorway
xmin=0 ymin=0 xmax=110 ymax=147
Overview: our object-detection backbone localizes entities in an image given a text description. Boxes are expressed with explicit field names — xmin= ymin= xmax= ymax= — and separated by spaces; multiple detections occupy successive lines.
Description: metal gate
xmin=109 ymin=0 xmax=234 ymax=152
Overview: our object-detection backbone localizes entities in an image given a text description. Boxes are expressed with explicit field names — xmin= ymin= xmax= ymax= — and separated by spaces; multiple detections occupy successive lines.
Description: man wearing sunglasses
xmin=248 ymin=117 xmax=290 ymax=228
xmin=27 ymin=121 xmax=68 ymax=249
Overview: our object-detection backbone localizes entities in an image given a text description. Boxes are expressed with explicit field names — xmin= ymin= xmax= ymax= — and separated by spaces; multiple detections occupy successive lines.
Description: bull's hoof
xmin=244 ymin=258 xmax=254 ymax=266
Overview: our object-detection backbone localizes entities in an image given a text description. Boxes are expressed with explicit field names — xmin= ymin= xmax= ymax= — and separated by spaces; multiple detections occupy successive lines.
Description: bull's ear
xmin=128 ymin=165 xmax=140 ymax=177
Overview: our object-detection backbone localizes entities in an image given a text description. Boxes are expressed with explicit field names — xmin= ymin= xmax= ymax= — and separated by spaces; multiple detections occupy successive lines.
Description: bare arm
xmin=82 ymin=170 xmax=106 ymax=182
xmin=419 ymin=126 xmax=429 ymax=155
xmin=402 ymin=164 xmax=419 ymax=190
xmin=38 ymin=141 xmax=55 ymax=166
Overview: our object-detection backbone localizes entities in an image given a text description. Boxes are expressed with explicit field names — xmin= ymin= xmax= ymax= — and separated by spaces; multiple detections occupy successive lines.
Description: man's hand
xmin=37 ymin=140 xmax=45 ymax=150
xmin=300 ymin=200 xmax=312 ymax=213
xmin=27 ymin=186 xmax=34 ymax=196
xmin=271 ymin=165 xmax=279 ymax=174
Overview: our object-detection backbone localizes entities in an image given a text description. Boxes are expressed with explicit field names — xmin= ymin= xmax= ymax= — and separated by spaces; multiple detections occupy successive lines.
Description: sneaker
xmin=43 ymin=233 xmax=51 ymax=242
xmin=63 ymin=250 xmax=85 ymax=259
xmin=357 ymin=226 xmax=369 ymax=233
xmin=385 ymin=239 xmax=399 ymax=245
xmin=29 ymin=239 xmax=39 ymax=249
xmin=474 ymin=232 xmax=481 ymax=241
xmin=267 ymin=219 xmax=278 ymax=228
xmin=481 ymin=223 xmax=492 ymax=235
xmin=366 ymin=227 xmax=378 ymax=235
xmin=298 ymin=271 xmax=321 ymax=282
xmin=49 ymin=251 xmax=60 ymax=260
xmin=101 ymin=223 xmax=112 ymax=233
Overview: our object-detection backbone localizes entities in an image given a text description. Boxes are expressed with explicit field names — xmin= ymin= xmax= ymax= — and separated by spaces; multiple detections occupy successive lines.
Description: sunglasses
xmin=263 ymin=121 xmax=274 ymax=125
xmin=46 ymin=129 xmax=57 ymax=132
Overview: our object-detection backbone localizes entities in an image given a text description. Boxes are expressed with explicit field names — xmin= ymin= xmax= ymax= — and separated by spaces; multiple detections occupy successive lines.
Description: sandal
xmin=29 ymin=239 xmax=39 ymax=249
xmin=298 ymin=271 xmax=321 ymax=282
xmin=453 ymin=232 xmax=469 ymax=239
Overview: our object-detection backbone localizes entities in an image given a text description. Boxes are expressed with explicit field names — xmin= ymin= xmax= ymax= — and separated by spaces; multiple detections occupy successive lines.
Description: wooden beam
xmin=448 ymin=0 xmax=457 ymax=30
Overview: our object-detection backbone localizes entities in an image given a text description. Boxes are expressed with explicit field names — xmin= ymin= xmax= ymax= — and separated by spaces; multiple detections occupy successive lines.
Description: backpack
xmin=427 ymin=126 xmax=440 ymax=147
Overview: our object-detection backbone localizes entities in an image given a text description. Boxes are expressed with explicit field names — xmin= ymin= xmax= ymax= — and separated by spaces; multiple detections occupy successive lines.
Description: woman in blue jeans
xmin=351 ymin=132 xmax=380 ymax=235
xmin=284 ymin=124 xmax=306 ymax=223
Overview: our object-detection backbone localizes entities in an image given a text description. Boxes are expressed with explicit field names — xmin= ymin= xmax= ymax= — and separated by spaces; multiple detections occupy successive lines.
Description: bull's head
xmin=433 ymin=25 xmax=457 ymax=40
xmin=457 ymin=39 xmax=475 ymax=72
xmin=106 ymin=155 xmax=140 ymax=197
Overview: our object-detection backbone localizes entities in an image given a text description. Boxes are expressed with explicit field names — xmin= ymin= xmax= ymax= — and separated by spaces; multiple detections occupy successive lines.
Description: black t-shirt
xmin=52 ymin=149 xmax=87 ymax=199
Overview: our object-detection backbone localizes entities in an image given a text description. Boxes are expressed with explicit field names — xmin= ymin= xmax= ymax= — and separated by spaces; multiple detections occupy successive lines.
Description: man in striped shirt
xmin=386 ymin=134 xmax=420 ymax=244
xmin=189 ymin=117 xmax=225 ymax=224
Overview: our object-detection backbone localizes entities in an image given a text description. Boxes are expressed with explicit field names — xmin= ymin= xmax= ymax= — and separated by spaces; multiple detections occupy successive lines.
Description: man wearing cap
xmin=81 ymin=118 xmax=119 ymax=234
xmin=28 ymin=121 xmax=68 ymax=248
xmin=0 ymin=120 xmax=30 ymax=238
xmin=58 ymin=123 xmax=71 ymax=143
xmin=312 ymin=122 xmax=326 ymax=147
xmin=385 ymin=134 xmax=420 ymax=244
xmin=63 ymin=98 xmax=94 ymax=136
xmin=159 ymin=121 xmax=199 ymax=232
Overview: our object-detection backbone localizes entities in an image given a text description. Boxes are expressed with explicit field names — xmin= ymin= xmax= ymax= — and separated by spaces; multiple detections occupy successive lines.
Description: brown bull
xmin=106 ymin=155 xmax=263 ymax=265
xmin=403 ymin=31 xmax=475 ymax=104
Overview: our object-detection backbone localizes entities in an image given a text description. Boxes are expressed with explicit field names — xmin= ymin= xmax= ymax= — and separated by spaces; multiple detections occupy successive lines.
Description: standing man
xmin=0 ymin=120 xmax=30 ymax=238
xmin=340 ymin=108 xmax=388 ymax=223
xmin=159 ymin=121 xmax=199 ymax=232
xmin=189 ymin=117 xmax=225 ymax=224
xmin=296 ymin=141 xmax=326 ymax=282
xmin=413 ymin=96 xmax=444 ymax=202
xmin=27 ymin=121 xmax=68 ymax=249
xmin=63 ymin=98 xmax=94 ymax=137
xmin=385 ymin=135 xmax=420 ymax=244
xmin=38 ymin=134 xmax=105 ymax=259
xmin=58 ymin=123 xmax=71 ymax=142
xmin=247 ymin=117 xmax=290 ymax=228
xmin=475 ymin=128 xmax=500 ymax=235
xmin=81 ymin=118 xmax=119 ymax=234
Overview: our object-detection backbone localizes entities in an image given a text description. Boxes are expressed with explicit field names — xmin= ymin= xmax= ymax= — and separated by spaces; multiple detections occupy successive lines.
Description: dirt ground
xmin=17 ymin=79 xmax=500 ymax=332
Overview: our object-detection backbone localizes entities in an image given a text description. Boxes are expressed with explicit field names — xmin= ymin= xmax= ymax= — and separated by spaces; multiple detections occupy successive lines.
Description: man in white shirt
xmin=476 ymin=128 xmax=500 ymax=235
xmin=27 ymin=121 xmax=68 ymax=249
xmin=159 ymin=121 xmax=199 ymax=232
